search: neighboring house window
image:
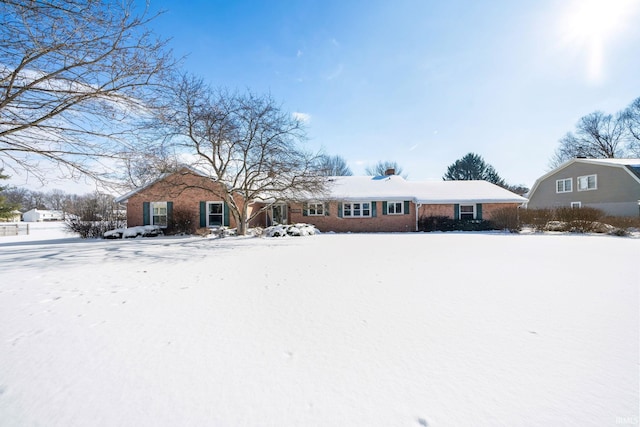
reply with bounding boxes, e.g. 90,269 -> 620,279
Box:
387,201 -> 403,215
308,202 -> 324,216
556,178 -> 572,193
151,202 -> 168,227
207,202 -> 224,227
343,202 -> 371,217
571,202 -> 581,208
459,204 -> 475,220
577,174 -> 597,191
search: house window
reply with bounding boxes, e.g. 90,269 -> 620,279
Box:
571,202 -> 582,208
151,202 -> 168,227
343,202 -> 371,218
577,174 -> 597,191
308,202 -> 324,216
459,204 -> 475,220
556,178 -> 572,193
207,202 -> 223,227
387,202 -> 403,215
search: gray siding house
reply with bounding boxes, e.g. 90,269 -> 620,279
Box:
527,158 -> 640,216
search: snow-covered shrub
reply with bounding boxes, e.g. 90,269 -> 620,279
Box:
67,219 -> 127,238
263,223 -> 320,237
103,225 -> 162,239
251,227 -> 264,237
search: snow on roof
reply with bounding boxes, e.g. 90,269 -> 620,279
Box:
115,171 -> 527,205
322,175 -> 527,204
326,175 -> 414,201
410,180 -> 527,204
574,158 -> 640,167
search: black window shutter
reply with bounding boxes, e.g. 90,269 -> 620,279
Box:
199,201 -> 206,227
143,202 -> 150,225
404,201 -> 410,215
223,202 -> 230,227
167,202 -> 173,226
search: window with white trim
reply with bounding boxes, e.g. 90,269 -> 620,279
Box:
308,202 -> 324,216
571,202 -> 581,208
459,204 -> 475,220
343,202 -> 371,217
151,202 -> 168,227
556,178 -> 572,193
207,202 -> 223,227
387,201 -> 403,215
577,174 -> 597,191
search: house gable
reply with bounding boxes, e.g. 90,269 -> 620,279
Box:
527,158 -> 640,216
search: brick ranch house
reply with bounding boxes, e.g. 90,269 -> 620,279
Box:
116,168 -> 527,233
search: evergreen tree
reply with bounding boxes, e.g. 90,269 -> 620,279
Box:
443,153 -> 506,187
0,170 -> 19,220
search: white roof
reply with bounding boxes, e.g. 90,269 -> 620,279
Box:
570,158 -> 640,166
410,180 -> 528,204
323,175 -> 527,204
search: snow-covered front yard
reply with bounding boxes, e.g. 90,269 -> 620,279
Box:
0,223 -> 638,426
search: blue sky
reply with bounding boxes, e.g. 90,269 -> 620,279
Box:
17,0 -> 640,193
142,0 -> 640,187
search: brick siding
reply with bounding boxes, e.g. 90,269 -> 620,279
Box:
418,203 -> 521,220
289,201 -> 415,232
125,170 -> 263,229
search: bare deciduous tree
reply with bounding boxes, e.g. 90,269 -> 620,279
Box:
365,160 -> 407,178
317,154 -> 352,176
623,97 -> 640,156
550,111 -> 627,167
161,75 -> 327,235
0,0 -> 173,184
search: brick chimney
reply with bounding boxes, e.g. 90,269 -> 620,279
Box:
384,168 -> 395,176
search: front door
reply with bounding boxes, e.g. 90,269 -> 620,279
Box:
271,204 -> 287,225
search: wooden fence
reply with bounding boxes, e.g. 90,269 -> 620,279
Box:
0,223 -> 29,237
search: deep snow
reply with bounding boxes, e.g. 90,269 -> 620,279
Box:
0,223 -> 638,426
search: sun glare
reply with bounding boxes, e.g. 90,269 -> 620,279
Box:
561,0 -> 639,82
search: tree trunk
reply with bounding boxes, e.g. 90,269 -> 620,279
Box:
237,204 -> 249,236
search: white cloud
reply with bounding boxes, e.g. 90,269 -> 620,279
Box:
292,112 -> 311,123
